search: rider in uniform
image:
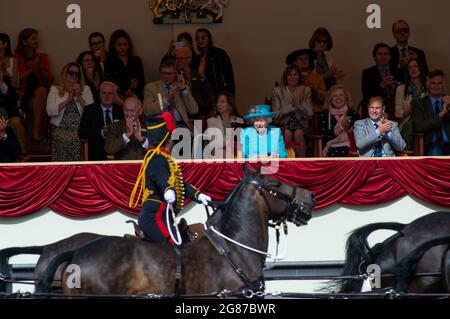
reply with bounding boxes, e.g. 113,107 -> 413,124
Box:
129,112 -> 211,244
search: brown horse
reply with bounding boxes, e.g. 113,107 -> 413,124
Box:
36,165 -> 315,296
0,233 -> 103,293
329,211 -> 450,294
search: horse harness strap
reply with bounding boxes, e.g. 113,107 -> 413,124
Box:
173,245 -> 185,297
244,178 -> 308,226
204,227 -> 254,286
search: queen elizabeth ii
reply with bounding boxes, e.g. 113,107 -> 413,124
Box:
238,104 -> 288,159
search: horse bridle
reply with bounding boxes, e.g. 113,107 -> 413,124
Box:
243,177 -> 312,226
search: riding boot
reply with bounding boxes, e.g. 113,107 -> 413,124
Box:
178,218 -> 192,244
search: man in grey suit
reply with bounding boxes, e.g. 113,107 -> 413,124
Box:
354,96 -> 405,157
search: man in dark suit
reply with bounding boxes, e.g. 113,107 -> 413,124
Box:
105,97 -> 148,160
78,81 -> 123,160
390,20 -> 429,83
412,70 -> 450,156
0,107 -> 21,162
362,43 -> 401,118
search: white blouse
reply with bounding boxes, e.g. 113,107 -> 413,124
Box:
46,85 -> 94,126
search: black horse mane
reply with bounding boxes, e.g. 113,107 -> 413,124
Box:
207,175 -> 260,235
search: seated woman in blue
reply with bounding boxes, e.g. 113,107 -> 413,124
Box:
238,105 -> 288,159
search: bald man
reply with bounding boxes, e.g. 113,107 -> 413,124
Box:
105,97 -> 148,160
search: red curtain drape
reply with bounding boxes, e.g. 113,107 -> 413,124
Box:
0,159 -> 449,218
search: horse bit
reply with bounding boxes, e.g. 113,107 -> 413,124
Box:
244,177 -> 312,226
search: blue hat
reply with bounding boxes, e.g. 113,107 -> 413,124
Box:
243,105 -> 276,120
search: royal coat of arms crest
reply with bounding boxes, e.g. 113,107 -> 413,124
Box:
148,0 -> 228,24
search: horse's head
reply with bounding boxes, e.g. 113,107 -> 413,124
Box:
243,165 -> 315,226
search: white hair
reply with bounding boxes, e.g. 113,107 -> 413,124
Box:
251,117 -> 272,124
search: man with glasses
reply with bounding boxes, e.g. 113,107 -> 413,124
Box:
175,46 -> 214,117
390,20 -> 429,83
143,60 -> 198,132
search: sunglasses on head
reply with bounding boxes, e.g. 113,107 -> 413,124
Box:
67,70 -> 80,77
394,28 -> 409,33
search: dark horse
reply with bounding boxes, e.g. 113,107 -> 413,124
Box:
329,211 -> 450,294
36,165 -> 315,296
0,233 -> 103,293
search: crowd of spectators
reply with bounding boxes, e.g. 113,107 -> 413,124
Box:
1,19 -> 449,162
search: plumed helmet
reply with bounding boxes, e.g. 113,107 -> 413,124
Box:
145,112 -> 177,146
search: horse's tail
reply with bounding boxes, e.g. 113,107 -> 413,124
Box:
35,250 -> 75,294
323,222 -> 406,293
394,236 -> 450,292
0,246 -> 43,293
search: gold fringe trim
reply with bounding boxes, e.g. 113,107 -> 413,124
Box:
128,132 -> 170,208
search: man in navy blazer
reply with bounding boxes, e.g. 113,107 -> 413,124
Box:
354,96 -> 405,157
390,20 -> 429,83
78,81 -> 124,161
362,43 -> 402,113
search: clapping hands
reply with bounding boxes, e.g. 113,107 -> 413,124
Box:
125,115 -> 144,143
330,65 -> 345,79
0,116 -> 9,134
377,117 -> 392,134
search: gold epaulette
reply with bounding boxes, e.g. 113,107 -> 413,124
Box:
159,152 -> 185,212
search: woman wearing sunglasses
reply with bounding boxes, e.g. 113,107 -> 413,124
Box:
308,27 -> 345,91
46,62 -> 93,161
195,28 -> 235,97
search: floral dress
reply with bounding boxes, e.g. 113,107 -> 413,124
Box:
51,101 -> 81,161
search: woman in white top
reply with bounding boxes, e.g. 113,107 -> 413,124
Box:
46,62 -> 93,161
205,91 -> 243,159
272,64 -> 313,157
395,58 -> 427,151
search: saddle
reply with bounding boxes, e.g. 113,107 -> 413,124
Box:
124,220 -> 206,243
